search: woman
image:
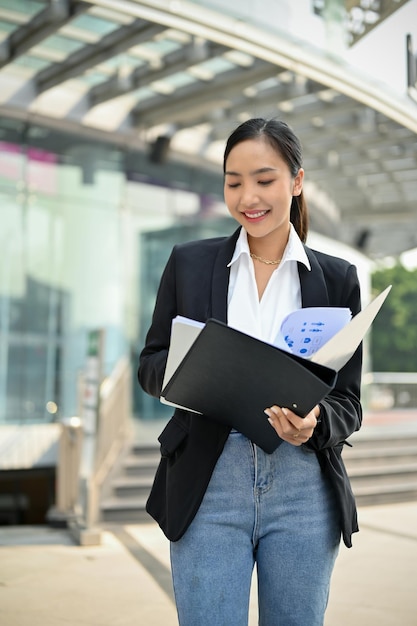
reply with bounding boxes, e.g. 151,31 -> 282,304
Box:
139,118 -> 363,626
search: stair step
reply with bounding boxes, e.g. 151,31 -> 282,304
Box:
131,444 -> 160,456
344,443 -> 417,458
344,444 -> 417,472
352,481 -> 417,506
347,462 -> 417,479
101,496 -> 151,523
350,475 -> 417,491
113,476 -> 153,498
345,455 -> 417,470
123,459 -> 159,478
348,433 -> 417,445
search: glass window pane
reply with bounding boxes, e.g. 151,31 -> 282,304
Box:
39,34 -> 86,55
12,54 -> 52,71
0,0 -> 46,18
70,13 -> 122,37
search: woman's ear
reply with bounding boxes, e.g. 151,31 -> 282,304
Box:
292,168 -> 304,196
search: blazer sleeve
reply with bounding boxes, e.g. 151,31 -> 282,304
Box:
138,247 -> 178,399
306,263 -> 363,452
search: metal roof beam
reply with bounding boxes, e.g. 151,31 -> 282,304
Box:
175,88 -> 308,139
36,20 -> 166,93
89,40 -> 227,107
133,60 -> 280,127
0,0 -> 90,68
158,80 -> 327,146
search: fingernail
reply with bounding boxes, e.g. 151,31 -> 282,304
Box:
281,407 -> 288,416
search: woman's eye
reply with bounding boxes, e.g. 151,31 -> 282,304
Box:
258,180 -> 273,186
227,183 -> 240,188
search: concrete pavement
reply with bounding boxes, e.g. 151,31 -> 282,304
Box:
0,500 -> 416,626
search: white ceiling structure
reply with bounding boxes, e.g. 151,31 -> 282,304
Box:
0,0 -> 416,258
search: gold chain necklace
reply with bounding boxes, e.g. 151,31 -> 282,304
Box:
250,252 -> 282,266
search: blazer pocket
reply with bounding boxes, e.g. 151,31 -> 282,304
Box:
158,416 -> 188,458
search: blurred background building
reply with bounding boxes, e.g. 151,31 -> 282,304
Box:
0,0 -> 416,527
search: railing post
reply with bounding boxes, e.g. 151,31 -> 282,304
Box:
47,416 -> 83,528
50,353 -> 132,545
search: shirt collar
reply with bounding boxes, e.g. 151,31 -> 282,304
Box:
227,225 -> 311,270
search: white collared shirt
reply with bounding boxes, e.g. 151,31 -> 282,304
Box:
227,225 -> 311,350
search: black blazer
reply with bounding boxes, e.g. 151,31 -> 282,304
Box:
138,228 -> 363,548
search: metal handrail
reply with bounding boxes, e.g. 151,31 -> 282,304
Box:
52,355 -> 133,543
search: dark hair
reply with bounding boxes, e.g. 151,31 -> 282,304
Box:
223,118 -> 308,242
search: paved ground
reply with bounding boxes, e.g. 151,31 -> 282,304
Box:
1,411 -> 417,625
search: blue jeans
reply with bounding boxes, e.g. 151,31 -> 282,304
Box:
170,431 -> 340,626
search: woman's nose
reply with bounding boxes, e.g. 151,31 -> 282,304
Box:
240,184 -> 259,206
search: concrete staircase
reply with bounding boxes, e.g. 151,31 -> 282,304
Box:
100,444 -> 159,523
100,432 -> 417,523
343,432 -> 417,505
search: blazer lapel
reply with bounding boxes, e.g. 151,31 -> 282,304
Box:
210,228 -> 241,323
299,246 -> 330,307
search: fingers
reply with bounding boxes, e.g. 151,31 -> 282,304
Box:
264,405 -> 317,446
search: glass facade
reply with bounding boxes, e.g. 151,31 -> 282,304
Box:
0,116 -> 234,425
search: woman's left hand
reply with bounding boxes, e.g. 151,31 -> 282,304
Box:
264,405 -> 319,446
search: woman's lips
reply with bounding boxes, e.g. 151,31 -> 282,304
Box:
243,210 -> 269,221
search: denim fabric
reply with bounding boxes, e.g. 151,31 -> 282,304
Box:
170,430 -> 340,626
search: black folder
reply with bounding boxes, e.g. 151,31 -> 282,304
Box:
161,319 -> 338,454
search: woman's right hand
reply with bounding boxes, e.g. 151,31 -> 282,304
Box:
264,404 -> 319,446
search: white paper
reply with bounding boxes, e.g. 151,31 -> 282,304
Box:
160,316 -> 204,410
280,307 -> 352,358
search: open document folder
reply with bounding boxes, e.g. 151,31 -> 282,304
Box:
160,286 -> 391,453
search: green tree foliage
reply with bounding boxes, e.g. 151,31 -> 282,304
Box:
371,263 -> 417,372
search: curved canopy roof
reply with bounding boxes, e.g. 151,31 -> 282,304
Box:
0,0 -> 416,258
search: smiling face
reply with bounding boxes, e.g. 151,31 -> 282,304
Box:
224,136 -> 304,251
